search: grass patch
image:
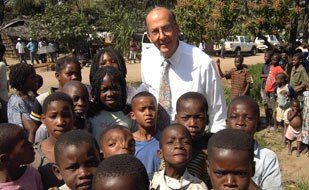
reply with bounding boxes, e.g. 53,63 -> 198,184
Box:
223,86 -> 231,106
247,63 -> 263,103
283,179 -> 309,190
255,129 -> 283,152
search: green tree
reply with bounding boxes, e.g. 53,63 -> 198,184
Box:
29,3 -> 93,52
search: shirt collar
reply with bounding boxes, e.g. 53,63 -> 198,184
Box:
161,40 -> 182,67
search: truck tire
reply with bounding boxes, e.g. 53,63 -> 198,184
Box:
251,46 -> 257,56
235,48 -> 241,57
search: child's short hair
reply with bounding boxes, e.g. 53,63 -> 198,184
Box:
0,123 -> 22,154
54,130 -> 99,165
42,92 -> 74,114
131,91 -> 157,107
93,154 -> 149,189
293,53 -> 303,60
235,55 -> 244,63
99,125 -> 130,144
90,48 -> 127,82
291,98 -> 299,106
276,72 -> 287,79
9,63 -> 35,91
159,123 -> 190,148
176,92 -> 208,113
91,66 -> 127,108
208,128 -> 254,162
55,56 -> 81,73
265,49 -> 275,56
36,74 -> 43,90
228,96 -> 260,118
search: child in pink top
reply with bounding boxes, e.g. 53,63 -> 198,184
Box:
0,123 -> 43,190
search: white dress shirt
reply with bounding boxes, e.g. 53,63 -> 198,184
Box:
139,41 -> 227,132
253,141 -> 282,190
16,42 -> 25,54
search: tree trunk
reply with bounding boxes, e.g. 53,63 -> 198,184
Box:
289,0 -> 300,54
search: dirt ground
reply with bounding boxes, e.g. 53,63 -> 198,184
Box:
5,52 -> 308,184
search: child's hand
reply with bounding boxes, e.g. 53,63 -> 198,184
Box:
216,59 -> 220,66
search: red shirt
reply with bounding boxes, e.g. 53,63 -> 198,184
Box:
265,65 -> 286,92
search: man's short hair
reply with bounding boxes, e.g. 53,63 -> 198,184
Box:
93,154 -> 149,189
0,123 -> 23,155
208,128 -> 254,162
176,92 -> 208,113
54,130 -> 99,165
145,7 -> 177,31
42,92 -> 74,114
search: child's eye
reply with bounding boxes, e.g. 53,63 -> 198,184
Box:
215,171 -> 226,177
167,141 -> 173,144
108,143 -> 116,147
181,116 -> 189,121
67,164 -> 79,171
85,159 -> 99,167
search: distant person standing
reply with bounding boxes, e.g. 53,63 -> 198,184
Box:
129,37 -> 137,64
26,38 -> 40,65
16,38 -> 27,64
38,38 -> 47,63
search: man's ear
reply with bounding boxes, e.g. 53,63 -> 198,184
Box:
52,164 -> 63,181
129,112 -> 136,120
0,153 -> 8,164
146,32 -> 153,43
55,72 -> 60,81
157,149 -> 163,159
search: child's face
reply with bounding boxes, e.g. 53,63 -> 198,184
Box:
54,142 -> 100,190
99,75 -> 121,111
275,75 -> 285,86
99,53 -> 119,70
9,129 -> 35,165
175,99 -> 208,141
100,128 -> 135,158
207,148 -> 253,190
234,58 -> 243,69
42,100 -> 74,139
130,96 -> 157,129
292,56 -> 301,66
158,126 -> 192,168
291,102 -> 300,113
63,85 -> 89,118
226,101 -> 258,138
56,63 -> 82,87
271,54 -> 280,65
95,175 -> 145,190
264,53 -> 272,63
24,70 -> 38,92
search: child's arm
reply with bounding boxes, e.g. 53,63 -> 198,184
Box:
287,110 -> 298,122
242,82 -> 250,96
249,179 -> 262,190
21,114 -> 36,143
215,59 -> 227,78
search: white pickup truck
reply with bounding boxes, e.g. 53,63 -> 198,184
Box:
214,36 -> 257,56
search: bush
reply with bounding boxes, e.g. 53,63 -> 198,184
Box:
247,63 -> 264,103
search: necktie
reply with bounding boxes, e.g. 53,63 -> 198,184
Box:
157,59 -> 171,130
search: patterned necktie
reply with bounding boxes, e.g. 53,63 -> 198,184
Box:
157,59 -> 171,130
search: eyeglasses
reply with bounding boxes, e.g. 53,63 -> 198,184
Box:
149,24 -> 175,37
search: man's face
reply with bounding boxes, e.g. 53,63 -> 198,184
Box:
146,8 -> 180,58
208,148 -> 253,190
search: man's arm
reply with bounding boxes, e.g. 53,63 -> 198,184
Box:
205,59 -> 227,132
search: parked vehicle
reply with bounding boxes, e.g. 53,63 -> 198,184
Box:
254,35 -> 281,51
213,36 -> 257,56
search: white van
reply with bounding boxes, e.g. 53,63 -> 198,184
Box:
255,35 -> 281,51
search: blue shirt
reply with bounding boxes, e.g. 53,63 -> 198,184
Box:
26,42 -> 37,53
135,131 -> 161,179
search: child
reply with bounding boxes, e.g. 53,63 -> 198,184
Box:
7,63 -> 38,143
151,124 -> 207,189
286,99 -> 302,157
90,48 -> 136,104
129,91 -> 161,179
274,73 -> 295,141
31,92 -> 75,189
226,96 -> 282,189
31,56 -> 82,143
302,83 -> 309,156
62,80 -> 91,131
53,130 -> 101,190
92,154 -> 149,190
207,129 -> 255,190
99,125 -> 135,158
265,53 -> 287,129
216,55 -> 251,100
260,50 -> 274,130
174,92 -> 212,188
90,66 -> 137,142
0,123 -> 43,189
289,53 -> 308,103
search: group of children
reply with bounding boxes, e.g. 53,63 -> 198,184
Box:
0,47 -> 284,190
261,50 -> 309,157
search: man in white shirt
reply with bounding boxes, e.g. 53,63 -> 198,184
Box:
15,38 -> 27,64
139,7 -> 226,132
